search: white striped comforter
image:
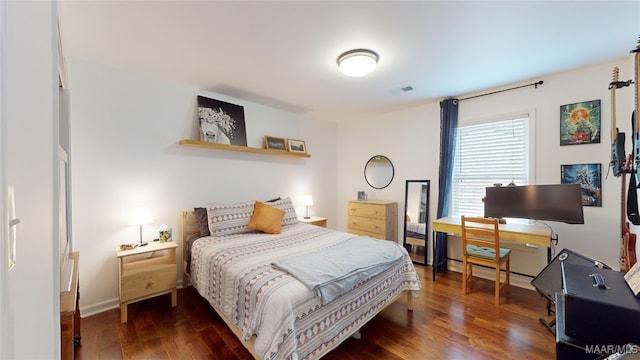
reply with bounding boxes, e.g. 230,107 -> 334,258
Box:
190,223 -> 421,360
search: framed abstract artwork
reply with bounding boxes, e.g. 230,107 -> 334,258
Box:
561,163 -> 602,206
560,99 -> 601,146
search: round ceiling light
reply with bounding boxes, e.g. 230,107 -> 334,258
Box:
336,49 -> 379,77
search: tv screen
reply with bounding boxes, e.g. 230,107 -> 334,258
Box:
484,184 -> 584,224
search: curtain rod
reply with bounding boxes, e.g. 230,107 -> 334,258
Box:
459,80 -> 544,101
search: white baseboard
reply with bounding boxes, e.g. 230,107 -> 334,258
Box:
446,260 -> 536,291
80,279 -> 188,318
80,298 -> 119,318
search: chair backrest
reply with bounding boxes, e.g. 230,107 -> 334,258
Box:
461,216 -> 501,260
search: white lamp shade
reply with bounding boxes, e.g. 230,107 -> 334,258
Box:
128,208 -> 153,226
337,49 -> 379,77
301,195 -> 314,206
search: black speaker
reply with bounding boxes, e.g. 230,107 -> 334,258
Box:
555,294 -> 603,360
561,262 -> 640,345
531,248 -> 610,303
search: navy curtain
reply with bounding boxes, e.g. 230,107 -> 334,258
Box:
434,98 -> 458,273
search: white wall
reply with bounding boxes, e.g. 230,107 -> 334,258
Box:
68,28 -> 636,314
338,56 -> 636,282
3,1 -> 59,358
68,59 -> 338,315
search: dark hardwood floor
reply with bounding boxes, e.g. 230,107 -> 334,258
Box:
76,265 -> 556,359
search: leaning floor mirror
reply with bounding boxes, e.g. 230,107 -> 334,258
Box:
403,180 -> 430,264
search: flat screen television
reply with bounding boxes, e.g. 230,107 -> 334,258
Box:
484,184 -> 584,224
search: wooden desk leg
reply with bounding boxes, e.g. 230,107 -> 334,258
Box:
432,230 -> 436,281
171,288 -> 177,307
120,302 -> 127,323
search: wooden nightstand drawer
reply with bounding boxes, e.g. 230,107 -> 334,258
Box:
299,216 -> 327,227
120,263 -> 176,302
117,241 -> 178,323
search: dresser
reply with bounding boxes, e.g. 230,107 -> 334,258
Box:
347,200 -> 397,241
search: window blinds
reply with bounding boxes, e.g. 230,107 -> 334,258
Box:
451,116 -> 530,218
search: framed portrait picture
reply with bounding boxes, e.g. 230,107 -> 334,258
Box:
560,99 -> 601,146
287,139 -> 307,154
561,163 -> 602,206
197,96 -> 248,146
264,136 -> 287,151
357,191 -> 367,201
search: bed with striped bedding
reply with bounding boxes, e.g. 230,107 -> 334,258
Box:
188,221 -> 421,360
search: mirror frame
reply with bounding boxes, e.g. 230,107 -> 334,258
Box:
364,155 -> 394,189
402,179 -> 430,265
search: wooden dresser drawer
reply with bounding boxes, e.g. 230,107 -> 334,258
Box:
347,200 -> 398,242
347,215 -> 386,235
348,202 -> 388,219
120,263 -> 177,302
347,227 -> 388,240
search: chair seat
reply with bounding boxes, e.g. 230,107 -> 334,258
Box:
466,244 -> 511,261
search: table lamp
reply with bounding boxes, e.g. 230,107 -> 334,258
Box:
301,195 -> 313,219
128,208 -> 153,245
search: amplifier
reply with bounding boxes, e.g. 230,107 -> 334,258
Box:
532,248 -> 608,303
561,262 -> 640,345
555,294 -> 603,360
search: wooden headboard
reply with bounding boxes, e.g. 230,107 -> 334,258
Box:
181,210 -> 200,285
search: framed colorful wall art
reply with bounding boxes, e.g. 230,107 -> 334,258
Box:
561,163 -> 602,207
560,99 -> 601,146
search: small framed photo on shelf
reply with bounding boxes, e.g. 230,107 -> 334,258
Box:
357,191 -> 367,201
287,139 -> 307,154
264,136 -> 287,151
561,163 -> 602,207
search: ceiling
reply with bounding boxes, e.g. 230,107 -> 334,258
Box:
58,1 -> 640,123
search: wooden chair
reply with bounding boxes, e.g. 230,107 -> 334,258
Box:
461,216 -> 511,305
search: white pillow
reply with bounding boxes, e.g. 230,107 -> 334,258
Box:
206,200 -> 256,236
267,197 -> 299,227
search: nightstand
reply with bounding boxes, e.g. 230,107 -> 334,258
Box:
116,241 -> 178,323
299,216 -> 327,227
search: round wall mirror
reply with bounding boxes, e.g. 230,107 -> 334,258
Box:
364,155 -> 394,189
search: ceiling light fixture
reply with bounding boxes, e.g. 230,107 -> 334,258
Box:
337,49 -> 379,77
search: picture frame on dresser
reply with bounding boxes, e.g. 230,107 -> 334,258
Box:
264,136 -> 287,151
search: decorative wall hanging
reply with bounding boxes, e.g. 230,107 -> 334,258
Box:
561,163 -> 602,206
197,96 -> 247,146
560,99 -> 601,146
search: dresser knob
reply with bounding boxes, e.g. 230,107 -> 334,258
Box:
146,281 -> 154,288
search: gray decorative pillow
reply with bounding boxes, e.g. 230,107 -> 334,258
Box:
268,197 -> 299,227
206,200 -> 256,236
193,207 -> 210,237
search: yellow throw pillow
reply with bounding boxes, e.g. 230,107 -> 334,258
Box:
247,201 -> 286,234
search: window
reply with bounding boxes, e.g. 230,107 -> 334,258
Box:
450,114 -> 531,218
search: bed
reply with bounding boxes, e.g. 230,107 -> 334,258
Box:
181,198 -> 421,360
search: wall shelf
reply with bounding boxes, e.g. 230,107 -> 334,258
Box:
178,139 -> 311,158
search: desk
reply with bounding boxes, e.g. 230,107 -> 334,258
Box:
60,252 -> 80,360
432,217 -> 552,280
